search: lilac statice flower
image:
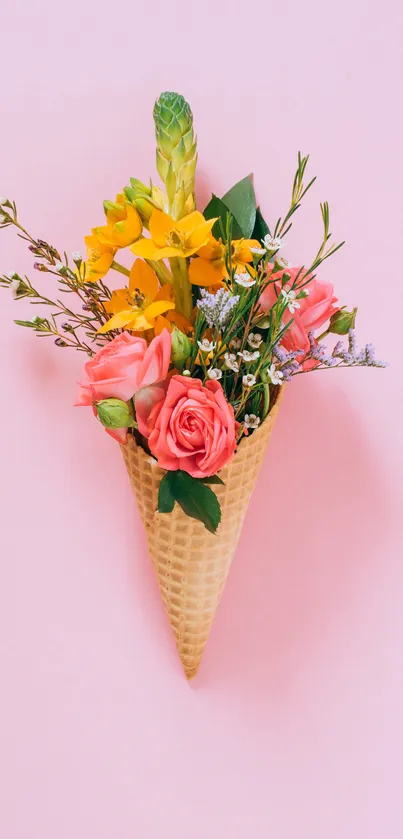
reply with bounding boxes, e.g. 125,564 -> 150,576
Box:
273,328 -> 387,379
196,288 -> 240,328
272,343 -> 303,380
281,360 -> 302,381
307,332 -> 339,366
310,329 -> 387,370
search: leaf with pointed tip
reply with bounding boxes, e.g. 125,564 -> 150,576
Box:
221,174 -> 256,238
252,206 -> 270,242
203,194 -> 243,240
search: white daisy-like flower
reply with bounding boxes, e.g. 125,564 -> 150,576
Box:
250,246 -> 266,256
10,279 -> 20,298
182,369 -> 191,376
72,251 -> 82,262
281,286 -> 300,314
242,373 -> 256,388
0,197 -> 8,205
244,413 -> 261,430
207,367 -> 222,381
224,352 -> 239,372
197,338 -> 216,353
267,363 -> 284,386
238,350 -> 260,362
55,261 -> 65,272
234,273 -> 256,288
229,336 -> 242,350
262,233 -> 283,251
247,332 -> 263,349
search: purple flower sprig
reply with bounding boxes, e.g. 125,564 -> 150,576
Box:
272,344 -> 303,380
304,329 -> 387,373
196,288 -> 240,329
272,329 -> 387,379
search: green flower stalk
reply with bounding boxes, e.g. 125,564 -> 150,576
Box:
153,91 -> 197,220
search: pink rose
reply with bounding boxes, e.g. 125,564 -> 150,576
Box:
75,330 -> 171,442
139,375 -> 237,478
259,267 -> 338,357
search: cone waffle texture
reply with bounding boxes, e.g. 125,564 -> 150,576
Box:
121,389 -> 284,679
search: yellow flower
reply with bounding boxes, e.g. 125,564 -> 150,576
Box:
94,200 -> 142,249
189,236 -> 261,287
154,310 -> 193,336
82,230 -> 116,283
130,209 -> 217,261
98,259 -> 175,333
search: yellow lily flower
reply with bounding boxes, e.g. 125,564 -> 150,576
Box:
82,230 -> 116,283
189,236 -> 261,287
94,201 -> 142,249
154,309 -> 193,336
98,259 -> 175,334
130,209 -> 217,261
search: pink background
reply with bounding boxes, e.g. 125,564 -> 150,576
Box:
1,1 -> 402,837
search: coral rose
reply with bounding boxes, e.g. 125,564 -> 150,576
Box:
259,267 -> 338,357
75,330 -> 171,442
140,375 -> 237,478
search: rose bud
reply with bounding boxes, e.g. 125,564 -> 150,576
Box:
171,326 -> 192,371
96,398 -> 135,429
328,306 -> 357,335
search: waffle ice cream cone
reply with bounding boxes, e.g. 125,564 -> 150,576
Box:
121,389 -> 284,679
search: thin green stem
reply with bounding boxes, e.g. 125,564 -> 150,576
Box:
111,260 -> 130,277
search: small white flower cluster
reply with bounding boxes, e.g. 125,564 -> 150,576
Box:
234,273 -> 255,288
242,373 -> 256,388
267,363 -> 284,386
281,285 -> 300,314
244,414 -> 260,429
276,256 -> 292,270
247,332 -> 262,349
207,367 -> 222,381
238,349 -> 260,362
224,352 -> 239,372
262,233 -> 282,251
198,338 -> 216,353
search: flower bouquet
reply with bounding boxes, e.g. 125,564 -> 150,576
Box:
0,92 -> 386,678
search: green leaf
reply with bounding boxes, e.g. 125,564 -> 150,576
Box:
201,475 -> 225,485
252,206 -> 270,242
170,470 -> 221,533
203,194 -> 243,240
158,473 -> 175,514
221,174 -> 256,239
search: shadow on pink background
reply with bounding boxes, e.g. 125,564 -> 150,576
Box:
1,1 -> 403,837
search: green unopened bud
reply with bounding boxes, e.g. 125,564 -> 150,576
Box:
153,91 -> 197,219
124,182 -> 165,226
328,306 -> 357,335
130,177 -> 152,196
171,327 -> 192,372
96,398 -> 135,429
